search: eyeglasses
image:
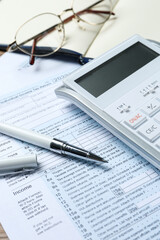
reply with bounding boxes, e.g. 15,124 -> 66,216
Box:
7,0 -> 115,65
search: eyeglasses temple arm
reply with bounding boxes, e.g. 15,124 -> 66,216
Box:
63,10 -> 114,25
29,38 -> 37,65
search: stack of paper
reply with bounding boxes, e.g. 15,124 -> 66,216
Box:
0,53 -> 160,240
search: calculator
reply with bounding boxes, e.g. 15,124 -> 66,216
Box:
55,35 -> 160,169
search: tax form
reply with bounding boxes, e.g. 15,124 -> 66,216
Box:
0,53 -> 160,240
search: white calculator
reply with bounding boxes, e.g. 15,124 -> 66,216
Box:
55,35 -> 160,169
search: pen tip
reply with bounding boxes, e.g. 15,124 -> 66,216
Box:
88,152 -> 108,163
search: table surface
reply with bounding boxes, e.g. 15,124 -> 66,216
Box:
0,225 -> 8,240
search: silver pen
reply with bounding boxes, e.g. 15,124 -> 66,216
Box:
0,123 -> 107,163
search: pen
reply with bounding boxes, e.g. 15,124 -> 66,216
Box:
0,154 -> 38,176
0,123 -> 107,163
0,44 -> 93,65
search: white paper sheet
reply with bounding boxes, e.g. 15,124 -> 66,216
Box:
0,53 -> 160,240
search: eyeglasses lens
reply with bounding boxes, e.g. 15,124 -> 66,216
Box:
15,13 -> 64,56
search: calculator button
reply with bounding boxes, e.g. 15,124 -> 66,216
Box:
141,99 -> 160,117
138,120 -> 160,142
124,111 -> 147,129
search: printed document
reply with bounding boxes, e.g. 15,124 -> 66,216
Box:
0,53 -> 160,240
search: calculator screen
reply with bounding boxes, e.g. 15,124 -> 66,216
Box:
76,42 -> 159,97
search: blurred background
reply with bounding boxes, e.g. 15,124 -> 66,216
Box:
0,0 -> 160,58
